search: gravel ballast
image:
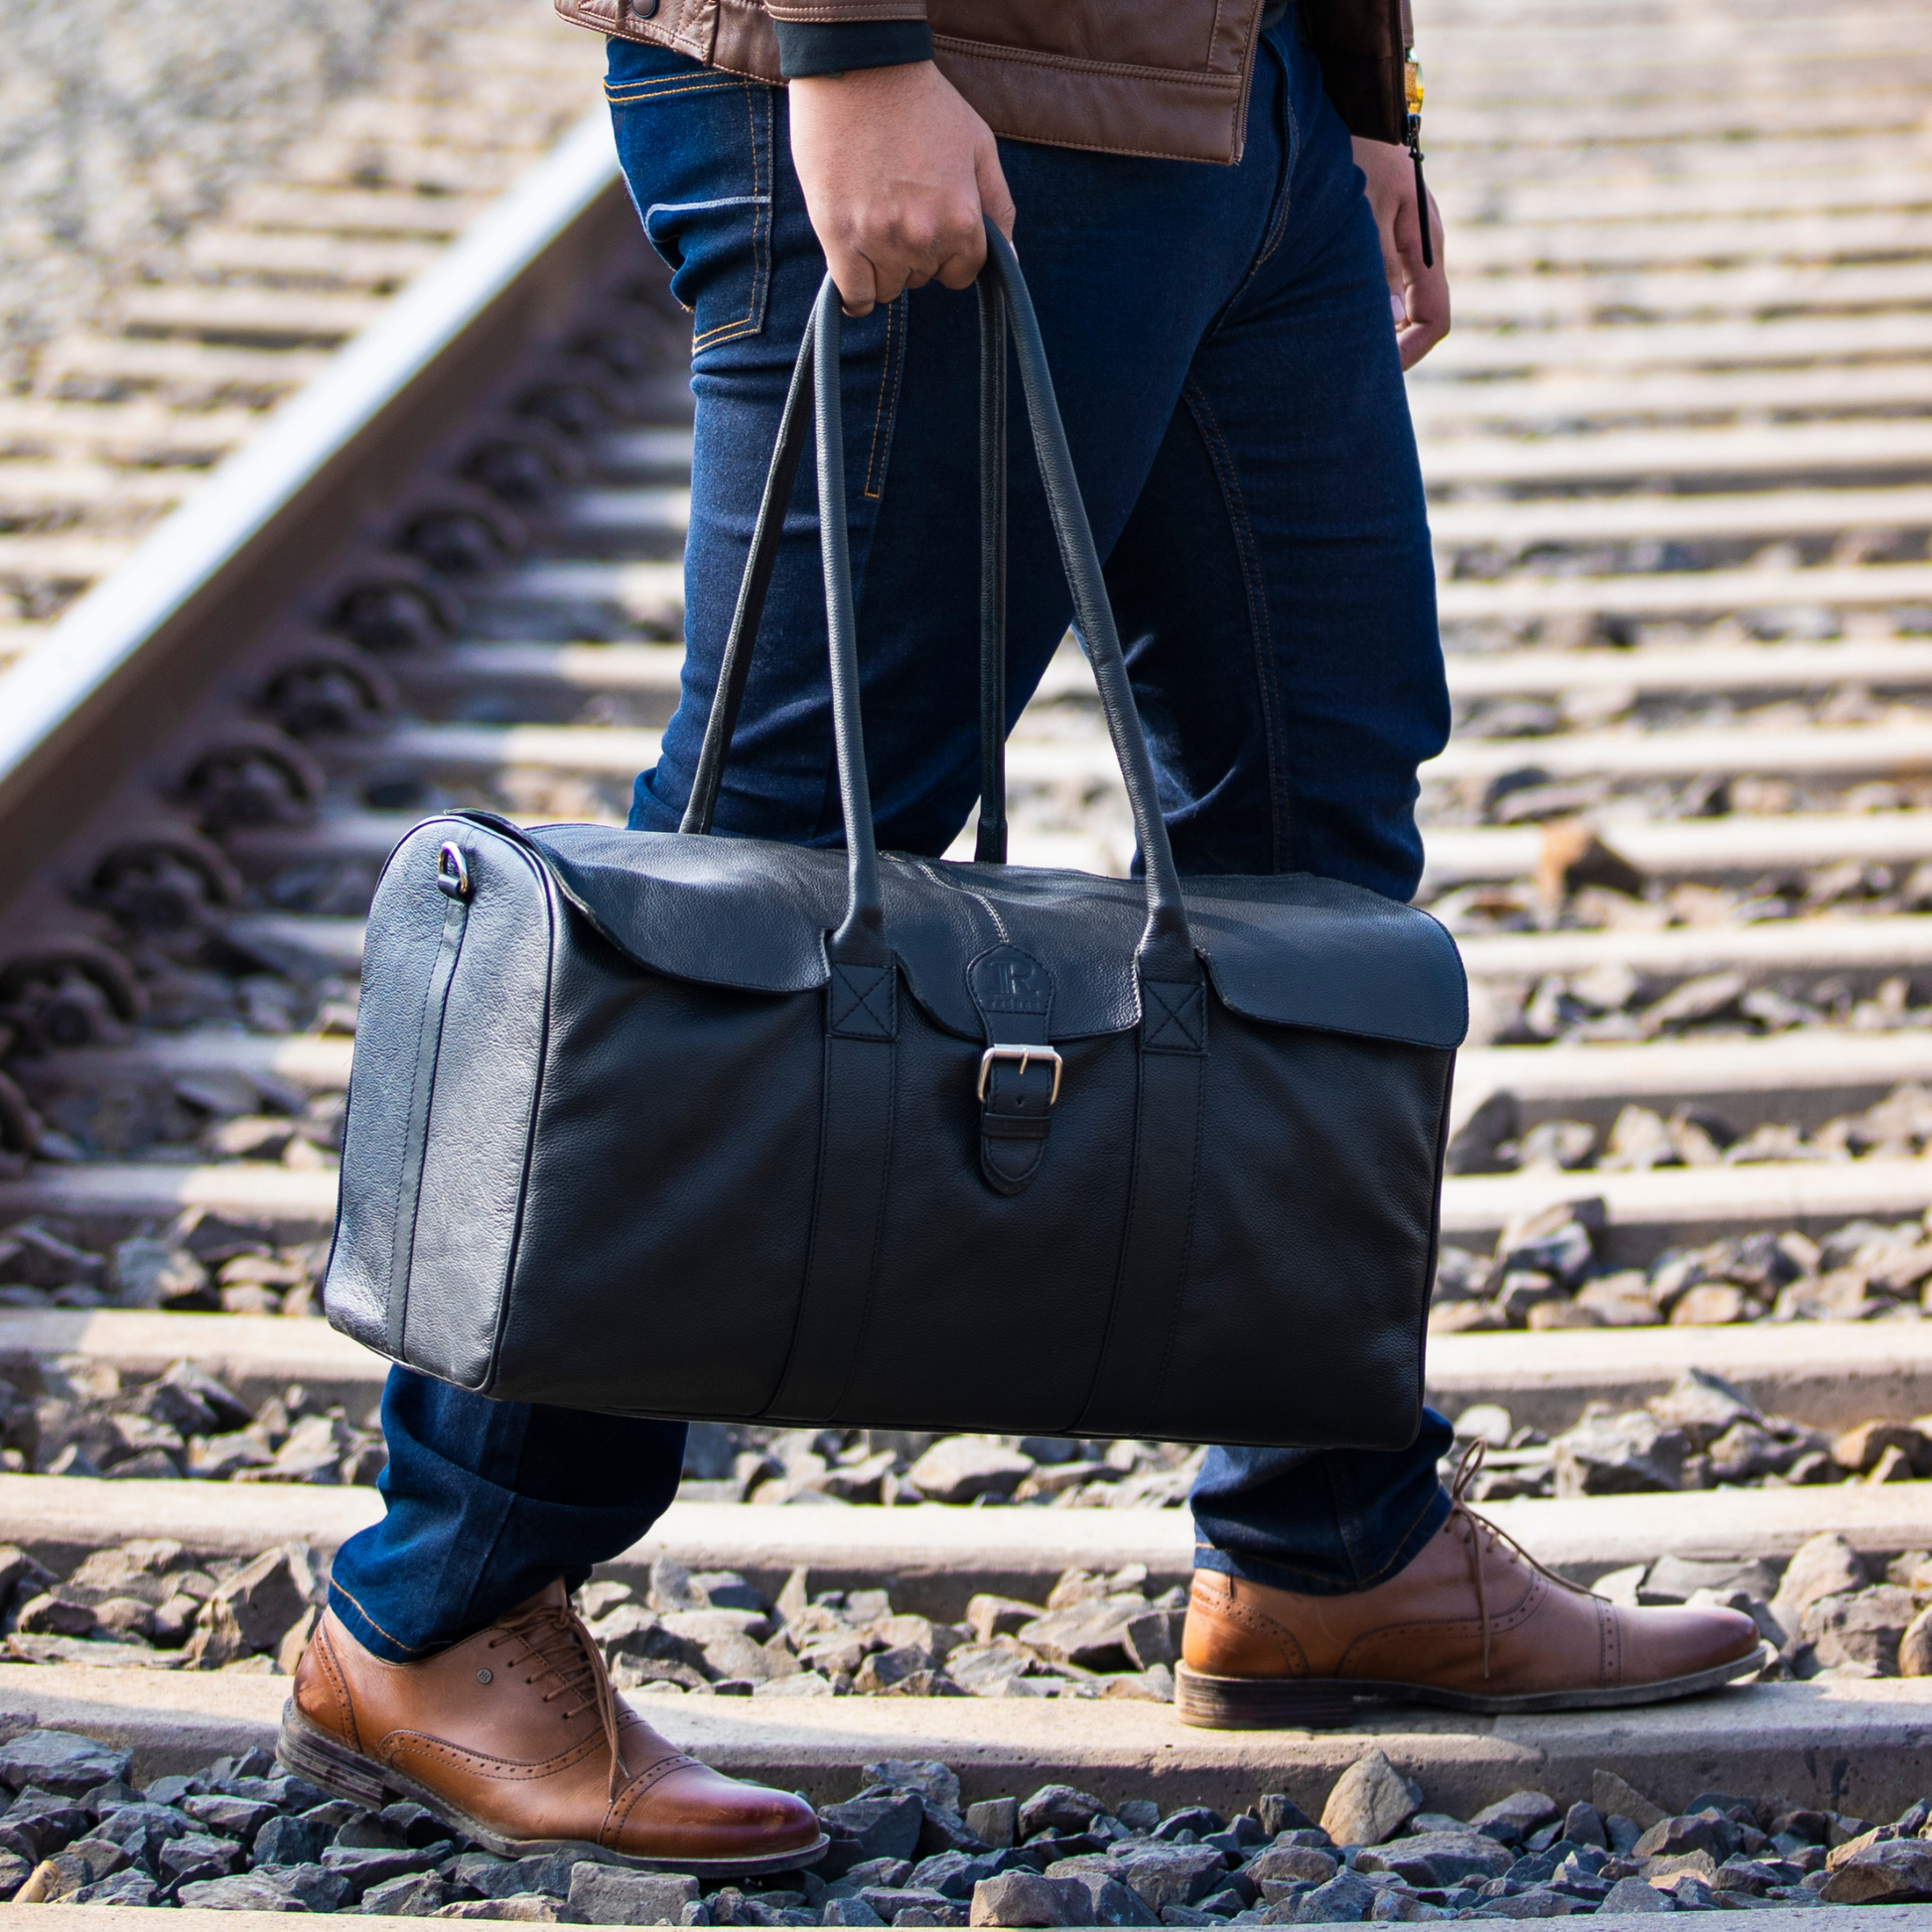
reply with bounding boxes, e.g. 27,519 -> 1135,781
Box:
0,1729 -> 1917,1918
0,0 -> 450,387
0,1524 -> 1919,1698
1430,1197 -> 1932,1333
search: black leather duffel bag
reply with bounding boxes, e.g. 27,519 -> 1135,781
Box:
324,233 -> 1466,1449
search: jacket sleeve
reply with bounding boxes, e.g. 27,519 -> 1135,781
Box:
763,3 -> 933,78
1298,0 -> 1410,146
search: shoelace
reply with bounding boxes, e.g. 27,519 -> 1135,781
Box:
1448,1439 -> 1592,1681
485,1596 -> 630,1800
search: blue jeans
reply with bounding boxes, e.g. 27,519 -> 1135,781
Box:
329,15 -> 1454,1664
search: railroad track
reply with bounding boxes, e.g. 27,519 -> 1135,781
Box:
0,0 -> 1928,1856
0,1 -> 608,674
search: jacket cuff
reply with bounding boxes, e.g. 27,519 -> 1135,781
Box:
771,20 -> 934,77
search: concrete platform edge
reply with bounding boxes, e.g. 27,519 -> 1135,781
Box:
8,1666 -> 1932,1822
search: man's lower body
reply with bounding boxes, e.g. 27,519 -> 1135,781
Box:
290,14 -> 1763,1864
335,14 -> 1457,1657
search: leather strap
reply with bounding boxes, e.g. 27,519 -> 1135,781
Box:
387,856 -> 472,1359
759,282 -> 901,1421
690,241 -> 1202,985
974,278 -> 1009,865
1074,974 -> 1207,1436
810,279 -> 891,968
680,311 -> 816,836
980,227 -> 1196,983
968,944 -> 1054,1195
765,957 -> 897,1422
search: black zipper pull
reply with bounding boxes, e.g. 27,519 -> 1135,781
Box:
1405,56 -> 1433,270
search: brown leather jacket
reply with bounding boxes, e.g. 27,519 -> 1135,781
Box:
556,0 -> 1413,165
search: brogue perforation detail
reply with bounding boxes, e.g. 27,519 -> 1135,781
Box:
604,1752 -> 706,1847
278,1584 -> 824,1872
384,1727 -> 606,1785
312,1624 -> 363,1755
1188,1579 -> 1310,1677
1335,1574 -> 1548,1681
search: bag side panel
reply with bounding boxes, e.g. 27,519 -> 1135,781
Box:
400,834 -> 555,1390
1158,1015 -> 1453,1449
487,916 -> 823,1415
323,822 -> 482,1357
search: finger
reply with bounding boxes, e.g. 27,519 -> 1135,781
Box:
1398,321 -> 1448,368
880,233 -> 947,299
1380,240 -> 1406,330
935,141 -> 1008,289
1373,196 -> 1405,304
1401,191 -> 1446,280
1395,268 -> 1450,367
1390,195 -> 1447,360
860,261 -> 908,313
1395,264 -> 1449,344
977,140 -> 1018,243
824,240 -> 880,319
873,207 -> 964,297
934,212 -> 990,290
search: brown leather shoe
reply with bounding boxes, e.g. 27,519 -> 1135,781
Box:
1176,1494 -> 1769,1729
279,1581 -> 826,1874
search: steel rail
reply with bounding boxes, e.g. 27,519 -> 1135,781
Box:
0,111 -> 626,918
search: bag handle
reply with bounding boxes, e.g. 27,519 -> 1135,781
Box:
679,304 -> 816,842
974,274 -> 1008,865
684,226 -> 1198,984
681,281 -> 1005,853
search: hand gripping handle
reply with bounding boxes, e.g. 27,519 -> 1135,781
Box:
687,230 -> 1200,986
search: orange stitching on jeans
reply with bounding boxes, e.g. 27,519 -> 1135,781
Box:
689,82 -> 772,351
329,1576 -> 428,1658
605,76 -> 745,101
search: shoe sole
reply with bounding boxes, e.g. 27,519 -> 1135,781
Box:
1173,1640 -> 1775,1729
277,1701 -> 830,1877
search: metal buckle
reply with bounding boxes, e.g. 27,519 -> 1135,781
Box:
436,841 -> 472,900
977,1043 -> 1063,1106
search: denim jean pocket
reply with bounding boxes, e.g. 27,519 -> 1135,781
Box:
606,42 -> 773,354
